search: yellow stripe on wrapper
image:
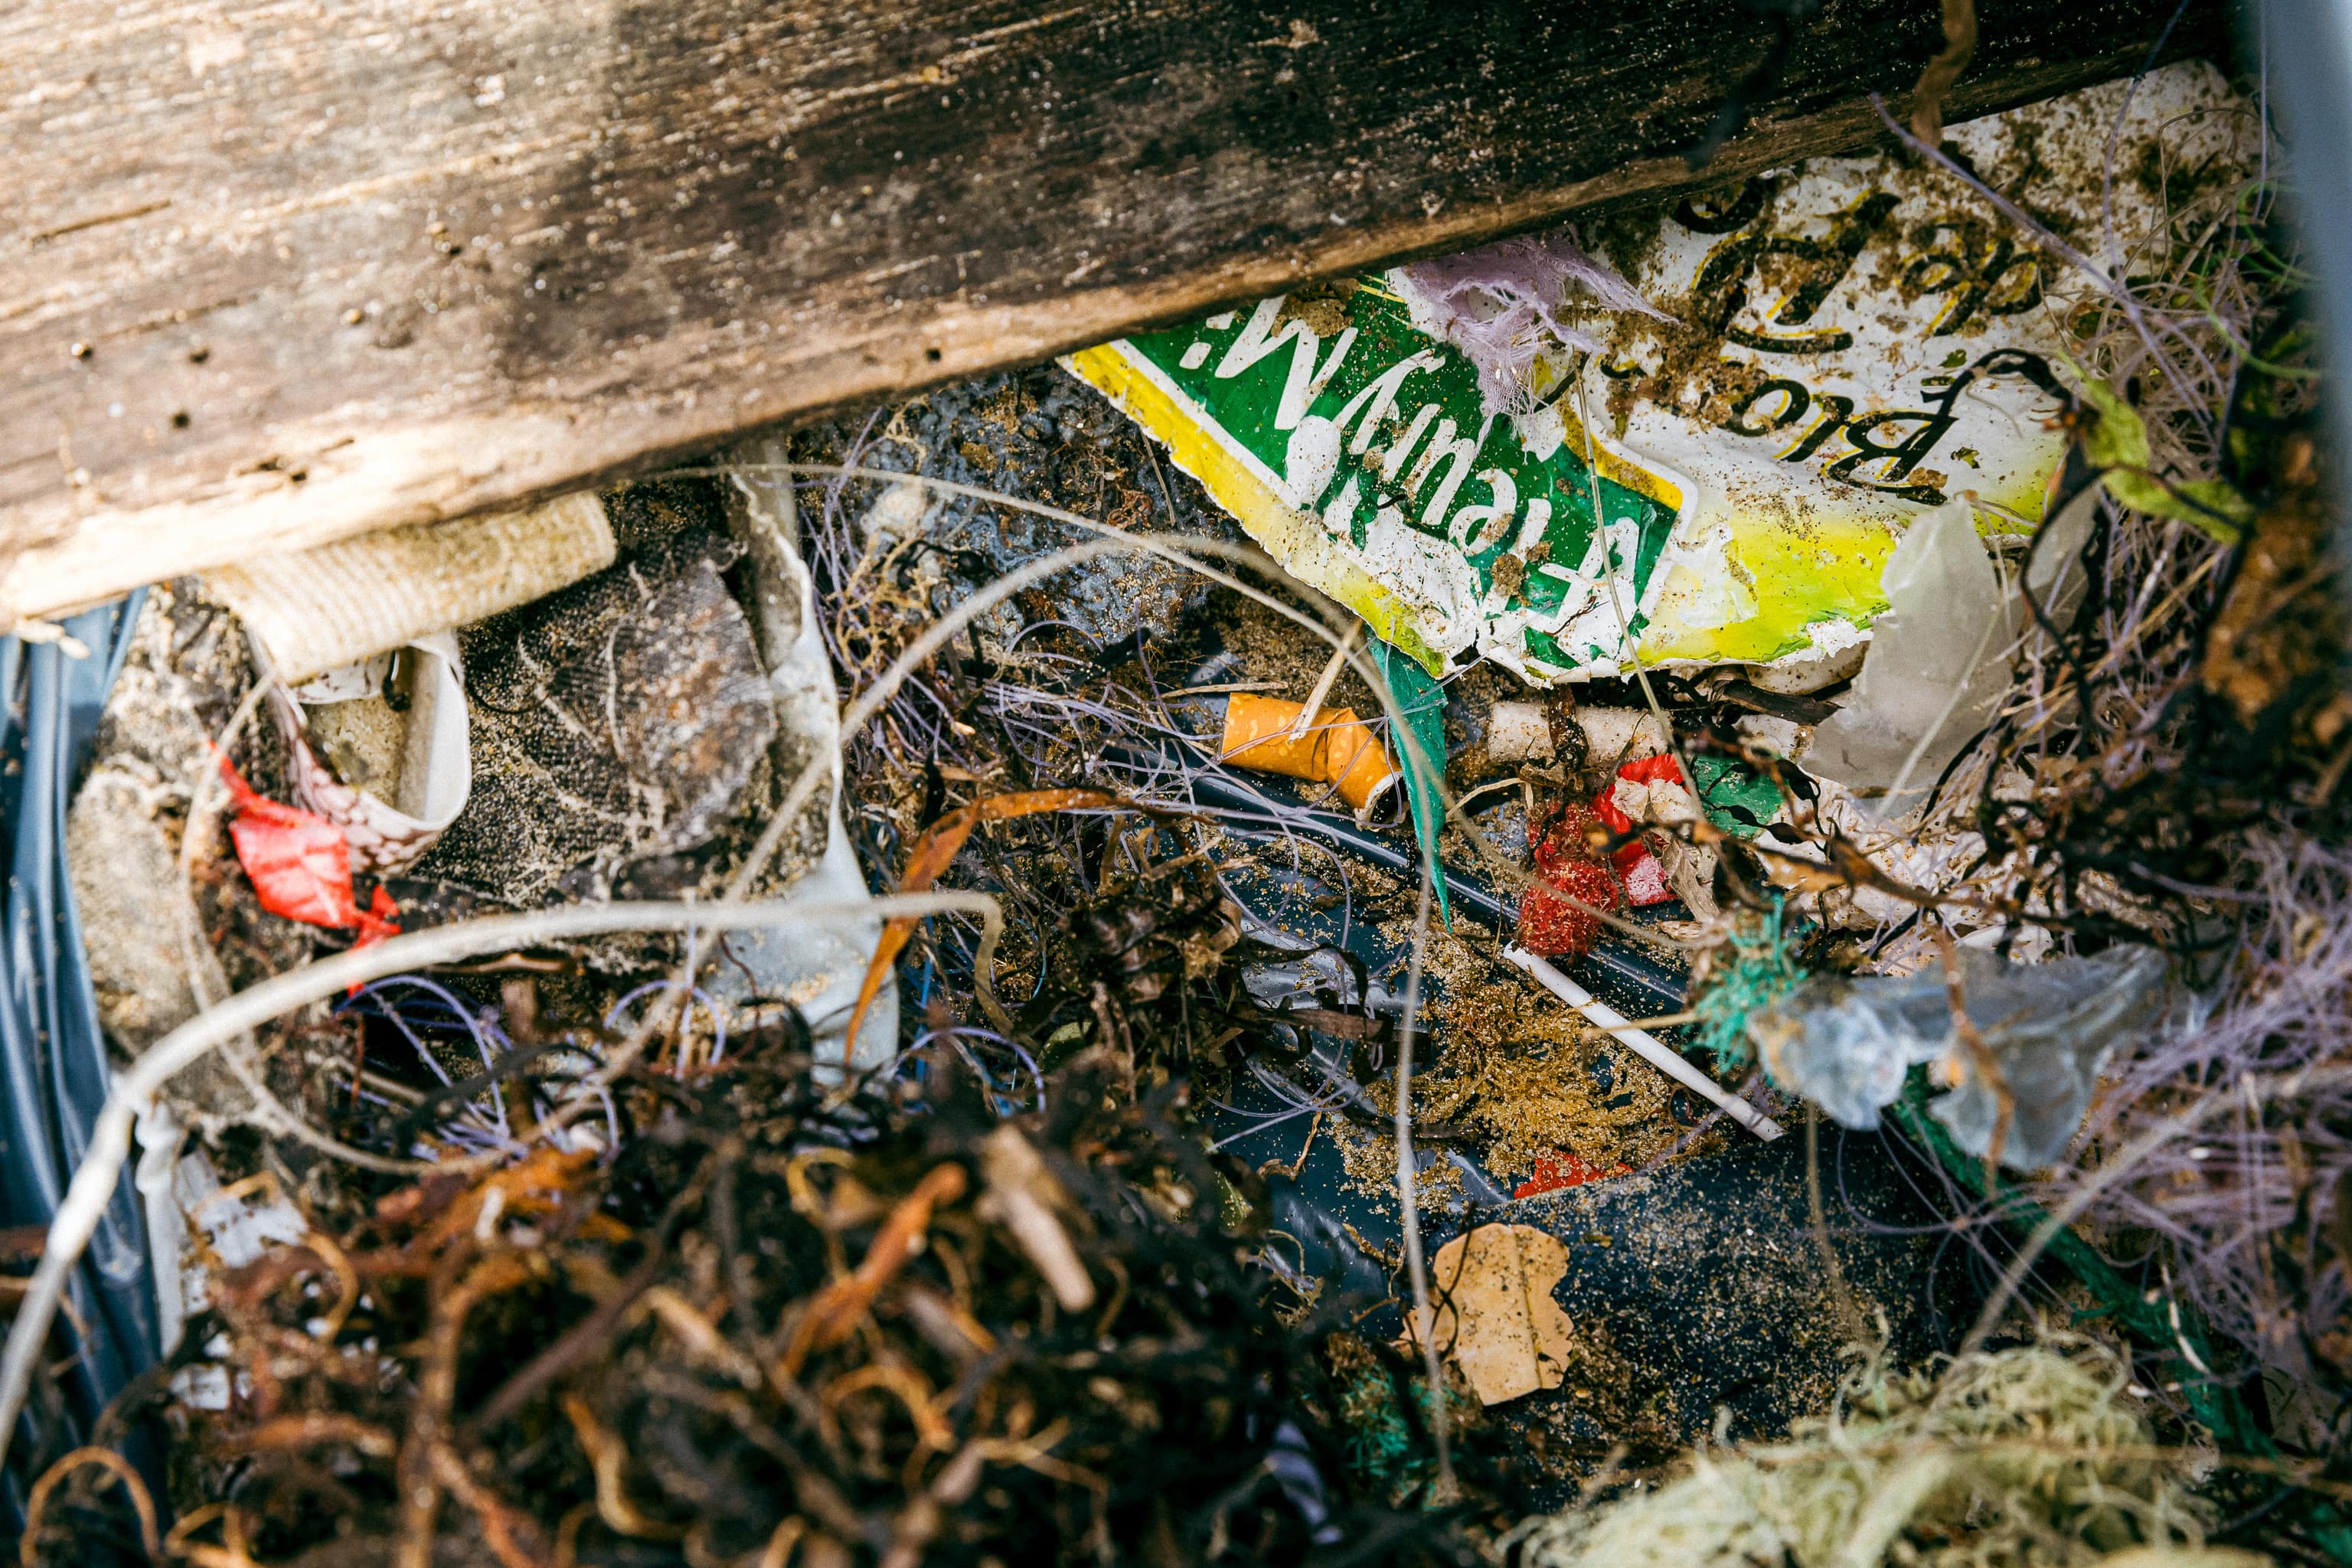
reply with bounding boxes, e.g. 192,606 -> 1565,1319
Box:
1062,342 -> 1452,679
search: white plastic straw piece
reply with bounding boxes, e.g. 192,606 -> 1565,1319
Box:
1502,945 -> 1785,1142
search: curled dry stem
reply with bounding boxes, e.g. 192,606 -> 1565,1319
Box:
782,1162 -> 970,1378
0,893 -> 1001,1467
18,1445 -> 161,1566
398,1250 -> 537,1568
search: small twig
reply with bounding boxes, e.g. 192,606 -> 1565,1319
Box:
1908,0 -> 1977,145
1285,621 -> 1359,743
1507,946 -> 1785,1140
562,1391 -> 682,1540
976,1127 -> 1096,1313
1927,923 -> 2014,1180
430,1444 -> 553,1568
781,1163 -> 969,1377
470,1169 -> 707,1430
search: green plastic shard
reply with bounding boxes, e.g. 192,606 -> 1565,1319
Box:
1687,755 -> 1782,840
1374,639 -> 1452,926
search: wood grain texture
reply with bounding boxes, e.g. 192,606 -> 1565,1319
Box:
3,0 -> 2215,625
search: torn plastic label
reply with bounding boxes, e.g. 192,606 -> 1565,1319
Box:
1065,284 -> 1684,683
1567,62 -> 2252,668
1067,62 -> 2255,683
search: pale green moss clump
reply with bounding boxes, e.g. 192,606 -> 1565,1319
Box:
1507,1337 -> 2265,1568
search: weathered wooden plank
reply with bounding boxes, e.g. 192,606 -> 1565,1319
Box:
3,0 -> 2214,626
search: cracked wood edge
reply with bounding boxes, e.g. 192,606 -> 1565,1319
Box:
1,0 -> 2214,626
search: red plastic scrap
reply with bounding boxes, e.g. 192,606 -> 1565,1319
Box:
351,885 -> 401,948
1517,804 -> 1622,958
1512,1151 -> 1627,1199
1589,753 -> 1682,908
1616,848 -> 1671,906
213,751 -> 401,952
1589,753 -> 1685,835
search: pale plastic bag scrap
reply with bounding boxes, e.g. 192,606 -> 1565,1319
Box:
1804,488 -> 2098,818
1802,498 -> 2009,812
718,444 -> 898,1073
1744,944 -> 2170,1171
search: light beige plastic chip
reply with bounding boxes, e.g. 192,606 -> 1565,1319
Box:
1406,1222 -> 1576,1406
204,492 -> 616,681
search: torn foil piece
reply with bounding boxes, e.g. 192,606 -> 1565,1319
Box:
1744,944 -> 2170,1171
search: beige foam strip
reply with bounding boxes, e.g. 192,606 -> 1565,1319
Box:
202,492 -> 616,681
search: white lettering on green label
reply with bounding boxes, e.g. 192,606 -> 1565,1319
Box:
1071,283 -> 1682,681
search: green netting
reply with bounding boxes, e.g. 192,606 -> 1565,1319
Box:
1690,897 -> 1808,1067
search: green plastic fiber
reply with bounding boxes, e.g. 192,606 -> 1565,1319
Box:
1375,639 -> 1452,926
1690,897 -> 1807,1067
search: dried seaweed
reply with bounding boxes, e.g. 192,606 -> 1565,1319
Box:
28,1014 -> 1503,1567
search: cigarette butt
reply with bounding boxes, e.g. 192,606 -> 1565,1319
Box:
1221,692 -> 1399,814
1324,722 -> 1394,813
1575,706 -> 1671,763
1488,701 -> 1557,763
1224,691 -> 1332,781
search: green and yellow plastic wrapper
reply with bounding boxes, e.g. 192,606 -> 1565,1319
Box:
1063,63 -> 2255,687
1064,281 -> 1684,684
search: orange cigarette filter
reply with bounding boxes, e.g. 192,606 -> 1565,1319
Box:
1220,692 -> 1398,815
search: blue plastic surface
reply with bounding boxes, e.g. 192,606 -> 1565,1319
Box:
0,595 -> 157,1522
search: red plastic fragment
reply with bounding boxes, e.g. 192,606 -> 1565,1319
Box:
1589,754 -> 1684,908
1589,753 -> 1685,835
1616,848 -> 1673,906
1517,859 -> 1620,957
1517,805 -> 1623,958
1512,1151 -> 1627,1199
212,752 -> 402,952
351,884 -> 403,952
1531,802 -> 1605,878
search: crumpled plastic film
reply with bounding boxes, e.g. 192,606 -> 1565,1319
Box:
1805,489 -> 2099,818
1745,945 -> 2171,1171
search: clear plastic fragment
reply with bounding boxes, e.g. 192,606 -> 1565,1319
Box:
1745,945 -> 2170,1170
